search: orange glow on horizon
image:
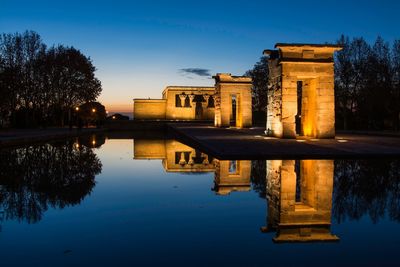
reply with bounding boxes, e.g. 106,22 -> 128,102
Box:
101,103 -> 133,115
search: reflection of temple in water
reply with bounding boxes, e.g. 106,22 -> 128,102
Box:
262,160 -> 339,242
213,160 -> 251,195
133,141 -> 339,242
133,140 -> 251,194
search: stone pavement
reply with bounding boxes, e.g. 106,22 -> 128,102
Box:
168,124 -> 400,159
0,128 -> 104,148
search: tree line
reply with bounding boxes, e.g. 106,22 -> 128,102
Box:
0,30 -> 102,128
246,35 -> 400,131
335,35 -> 400,130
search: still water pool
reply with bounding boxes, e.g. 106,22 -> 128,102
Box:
1,134 -> 400,266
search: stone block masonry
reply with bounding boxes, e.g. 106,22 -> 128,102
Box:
264,44 -> 342,139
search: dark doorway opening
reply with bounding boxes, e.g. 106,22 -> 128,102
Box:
231,95 -> 237,127
295,159 -> 301,202
296,81 -> 303,135
195,101 -> 203,120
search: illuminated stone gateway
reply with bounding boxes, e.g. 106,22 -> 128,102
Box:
213,73 -> 252,128
265,44 -> 342,138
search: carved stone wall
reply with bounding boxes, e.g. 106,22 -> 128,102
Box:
133,86 -> 215,121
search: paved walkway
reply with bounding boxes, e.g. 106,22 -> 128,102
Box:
0,128 -> 104,148
168,124 -> 400,159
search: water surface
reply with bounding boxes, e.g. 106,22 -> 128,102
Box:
1,135 -> 400,266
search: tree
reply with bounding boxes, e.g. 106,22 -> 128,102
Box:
362,36 -> 393,130
45,45 -> 102,127
77,101 -> 106,127
335,36 -> 371,130
0,31 -> 103,128
391,40 -> 400,130
245,56 -> 269,125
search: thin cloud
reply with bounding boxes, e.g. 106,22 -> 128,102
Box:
179,68 -> 211,77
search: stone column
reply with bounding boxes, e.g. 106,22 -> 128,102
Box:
188,94 -> 195,106
203,94 -> 210,109
179,94 -> 187,107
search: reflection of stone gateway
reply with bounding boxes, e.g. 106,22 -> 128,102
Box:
263,159 -> 339,242
213,160 -> 251,195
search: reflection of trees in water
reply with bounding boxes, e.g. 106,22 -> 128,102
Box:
251,160 -> 266,198
0,140 -> 102,224
77,134 -> 106,149
333,159 -> 400,224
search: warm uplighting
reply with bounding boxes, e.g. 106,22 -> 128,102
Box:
337,139 -> 348,143
75,143 -> 80,148
75,107 -> 79,111
92,140 -> 96,145
112,116 -> 116,120
92,108 -> 96,113
296,139 -> 306,142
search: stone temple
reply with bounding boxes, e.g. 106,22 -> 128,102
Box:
133,43 -> 342,138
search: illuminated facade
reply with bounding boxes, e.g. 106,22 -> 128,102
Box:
133,74 -> 253,128
263,159 -> 339,242
133,86 -> 215,121
265,44 -> 342,138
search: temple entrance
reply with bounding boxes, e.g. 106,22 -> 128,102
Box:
230,95 -> 237,126
296,81 -> 303,135
195,101 -> 203,120
294,79 -> 317,137
301,79 -> 317,137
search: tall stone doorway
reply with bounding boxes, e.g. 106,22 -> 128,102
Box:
230,95 -> 237,127
295,79 -> 318,137
213,73 -> 252,128
195,100 -> 203,120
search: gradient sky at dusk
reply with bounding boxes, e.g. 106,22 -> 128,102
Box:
1,0 -> 399,113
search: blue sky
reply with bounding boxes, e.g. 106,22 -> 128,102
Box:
1,0 -> 399,112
